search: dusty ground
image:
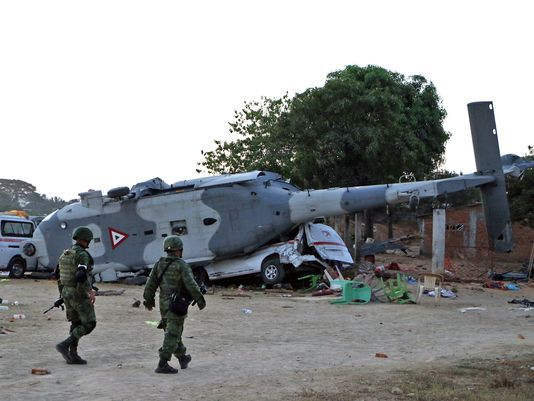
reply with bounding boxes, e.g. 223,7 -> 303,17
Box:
1,259 -> 534,401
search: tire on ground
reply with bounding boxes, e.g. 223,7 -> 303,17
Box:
8,256 -> 26,279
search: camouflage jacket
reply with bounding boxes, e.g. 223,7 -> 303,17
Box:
58,244 -> 94,295
143,256 -> 203,316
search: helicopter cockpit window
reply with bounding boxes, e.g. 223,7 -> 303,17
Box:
203,218 -> 217,226
170,220 -> 188,236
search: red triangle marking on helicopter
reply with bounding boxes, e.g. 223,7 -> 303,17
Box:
108,227 -> 129,250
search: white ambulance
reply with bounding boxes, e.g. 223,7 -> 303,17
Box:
0,211 -> 37,278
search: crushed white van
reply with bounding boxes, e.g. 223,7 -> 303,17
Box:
204,222 -> 353,284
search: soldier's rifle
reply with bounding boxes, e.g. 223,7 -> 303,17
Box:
43,298 -> 64,314
190,281 -> 207,306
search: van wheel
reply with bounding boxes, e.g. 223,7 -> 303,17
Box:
261,256 -> 285,285
8,257 -> 26,279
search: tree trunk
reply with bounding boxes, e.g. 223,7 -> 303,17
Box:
343,214 -> 351,247
363,209 -> 374,240
353,212 -> 363,265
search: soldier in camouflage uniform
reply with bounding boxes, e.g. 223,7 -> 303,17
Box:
143,235 -> 206,374
55,226 -> 97,365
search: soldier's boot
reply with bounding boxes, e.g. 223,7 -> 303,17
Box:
178,354 -> 192,369
155,359 -> 178,374
68,346 -> 87,365
56,336 -> 74,363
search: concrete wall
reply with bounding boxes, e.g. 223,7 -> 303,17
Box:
420,204 -> 534,262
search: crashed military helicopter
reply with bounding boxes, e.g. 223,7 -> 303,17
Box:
21,102 -> 534,284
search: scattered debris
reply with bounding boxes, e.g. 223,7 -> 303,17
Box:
264,289 -> 293,294
381,274 -> 414,304
122,276 -> 148,286
221,293 -> 251,298
488,271 -> 529,282
330,280 -> 372,305
0,326 -> 15,334
241,308 -> 252,315
131,299 -> 141,308
375,352 -> 388,358
512,307 -> 534,312
459,307 -> 486,313
312,289 -> 335,297
0,298 -> 19,305
145,320 -> 159,327
273,283 -> 294,290
508,298 -> 534,308
96,289 -> 125,296
297,274 -> 323,292
483,281 -> 520,290
391,387 -> 403,395
518,334 -> 526,340
361,235 -> 418,257
31,368 -> 50,375
427,289 -> 457,298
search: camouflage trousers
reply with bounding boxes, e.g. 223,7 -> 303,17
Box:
159,315 -> 187,361
62,287 -> 97,345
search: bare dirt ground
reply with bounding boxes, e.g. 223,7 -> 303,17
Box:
1,257 -> 533,401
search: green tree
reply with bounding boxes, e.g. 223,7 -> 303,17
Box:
507,154 -> 534,228
283,65 -> 449,188
0,178 -> 69,216
198,94 -> 294,178
200,65 -> 449,190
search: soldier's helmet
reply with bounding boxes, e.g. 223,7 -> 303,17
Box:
72,226 -> 94,242
164,235 -> 183,252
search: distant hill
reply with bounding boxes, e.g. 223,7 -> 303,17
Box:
0,178 -> 72,216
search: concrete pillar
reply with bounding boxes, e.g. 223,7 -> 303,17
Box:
432,209 -> 446,274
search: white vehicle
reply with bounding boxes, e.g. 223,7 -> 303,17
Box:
204,222 -> 353,284
0,212 -> 37,278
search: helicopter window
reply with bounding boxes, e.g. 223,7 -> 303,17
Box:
203,218 -> 217,226
144,230 -> 154,235
94,237 -> 101,243
171,220 -> 188,236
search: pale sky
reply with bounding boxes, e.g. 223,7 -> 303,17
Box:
1,1 -> 532,201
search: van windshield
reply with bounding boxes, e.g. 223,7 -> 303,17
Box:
1,220 -> 34,238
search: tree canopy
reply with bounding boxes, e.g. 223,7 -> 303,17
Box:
199,64 -> 450,189
199,94 -> 294,179
507,154 -> 534,228
0,178 -> 69,216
